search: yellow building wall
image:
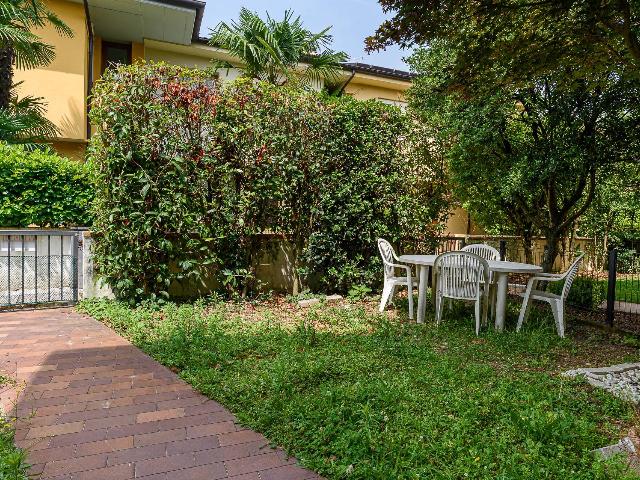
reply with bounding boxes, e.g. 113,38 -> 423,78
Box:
145,47 -> 211,69
14,0 -> 87,142
345,82 -> 408,103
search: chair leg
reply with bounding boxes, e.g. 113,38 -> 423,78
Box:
379,281 -> 394,312
435,294 -> 443,325
407,277 -> 414,320
550,300 -> 565,338
482,289 -> 489,329
516,284 -> 533,332
474,298 -> 481,336
489,284 -> 496,322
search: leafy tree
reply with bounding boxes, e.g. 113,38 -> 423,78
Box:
367,0 -> 640,92
209,8 -> 348,87
579,163 -> 640,268
409,44 -> 640,271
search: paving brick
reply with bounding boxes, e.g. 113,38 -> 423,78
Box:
165,435 -> 220,456
26,421 -> 84,439
106,443 -> 167,466
134,427 -> 186,447
224,452 -> 292,477
136,408 -> 184,424
218,429 -> 268,446
164,462 -> 227,480
41,453 -> 107,476
186,421 -> 236,439
74,436 -> 134,457
134,452 -> 196,477
72,464 -> 134,480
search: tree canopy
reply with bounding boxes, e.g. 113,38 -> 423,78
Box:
368,0 -> 640,92
408,43 -> 640,270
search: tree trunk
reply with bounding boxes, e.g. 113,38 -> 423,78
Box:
521,232 -> 534,265
542,231 -> 561,273
0,46 -> 14,110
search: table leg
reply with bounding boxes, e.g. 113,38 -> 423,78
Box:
417,265 -> 428,324
494,272 -> 509,331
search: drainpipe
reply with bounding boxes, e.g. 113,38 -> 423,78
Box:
337,69 -> 356,96
83,0 -> 94,141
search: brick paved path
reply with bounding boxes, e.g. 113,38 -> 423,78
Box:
0,308 -> 322,480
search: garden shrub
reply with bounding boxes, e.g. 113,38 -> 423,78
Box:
303,98 -> 449,291
548,276 -> 606,309
89,62 -> 450,301
0,143 -> 93,227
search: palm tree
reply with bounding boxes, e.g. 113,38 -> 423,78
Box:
0,0 -> 72,147
209,8 -> 348,87
0,83 -> 58,149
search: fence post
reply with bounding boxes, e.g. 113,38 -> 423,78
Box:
72,232 -> 79,302
499,240 -> 507,261
606,248 -> 617,327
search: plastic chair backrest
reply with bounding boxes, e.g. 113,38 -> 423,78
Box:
434,251 -> 489,300
461,243 -> 500,261
561,254 -> 585,300
377,238 -> 397,279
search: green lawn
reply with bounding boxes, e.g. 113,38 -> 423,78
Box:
613,279 -> 640,304
78,298 -> 640,480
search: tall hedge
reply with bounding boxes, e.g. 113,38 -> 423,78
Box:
89,62 -> 449,301
0,143 -> 93,227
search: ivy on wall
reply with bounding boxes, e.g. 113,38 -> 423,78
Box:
89,62 -> 450,301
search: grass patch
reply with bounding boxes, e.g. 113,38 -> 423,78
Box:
78,298 -> 640,479
0,376 -> 29,480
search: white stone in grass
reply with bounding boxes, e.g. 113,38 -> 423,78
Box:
592,437 -> 636,459
563,363 -> 640,404
298,298 -> 320,308
325,294 -> 343,303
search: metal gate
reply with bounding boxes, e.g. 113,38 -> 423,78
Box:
0,229 -> 80,307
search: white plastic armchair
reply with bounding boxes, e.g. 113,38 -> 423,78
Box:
433,251 -> 490,335
516,254 -> 584,338
461,243 -> 500,317
377,238 -> 417,319
461,243 -> 500,262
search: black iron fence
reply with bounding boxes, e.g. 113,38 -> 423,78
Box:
402,235 -> 640,334
0,229 -> 82,308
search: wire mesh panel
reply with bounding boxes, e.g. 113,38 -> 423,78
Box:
0,231 -> 79,307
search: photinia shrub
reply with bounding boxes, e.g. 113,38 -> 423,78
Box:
89,62 -> 450,301
0,143 -> 93,227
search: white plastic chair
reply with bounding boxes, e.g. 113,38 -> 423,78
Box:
461,243 -> 500,262
461,243 -> 499,317
377,238 -> 417,319
516,254 -> 584,338
434,251 -> 490,335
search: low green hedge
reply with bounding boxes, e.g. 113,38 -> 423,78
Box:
0,143 -> 94,227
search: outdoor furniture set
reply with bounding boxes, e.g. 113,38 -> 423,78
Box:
377,238 -> 584,337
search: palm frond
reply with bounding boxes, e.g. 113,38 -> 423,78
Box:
208,8 -> 347,86
0,89 -> 58,150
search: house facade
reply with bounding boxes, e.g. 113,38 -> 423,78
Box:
15,0 -> 410,156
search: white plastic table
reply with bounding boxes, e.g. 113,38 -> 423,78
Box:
398,254 -> 542,330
